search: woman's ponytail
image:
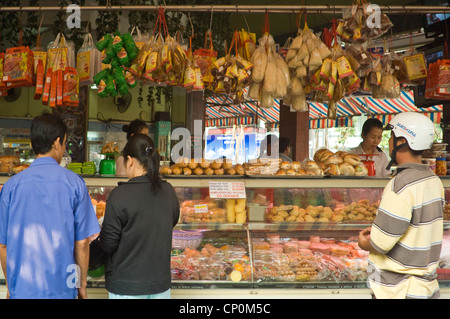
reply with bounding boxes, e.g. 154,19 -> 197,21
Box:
122,133 -> 161,192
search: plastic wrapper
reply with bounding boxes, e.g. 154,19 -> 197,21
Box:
252,235 -> 369,283
3,46 -> 35,88
77,32 -> 101,86
338,3 -> 393,44
426,59 -> 450,100
402,48 -> 428,84
171,241 -> 251,282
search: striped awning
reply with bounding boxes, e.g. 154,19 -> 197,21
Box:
205,92 -> 280,127
205,89 -> 443,129
308,90 -> 443,129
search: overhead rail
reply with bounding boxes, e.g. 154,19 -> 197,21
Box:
0,5 -> 448,15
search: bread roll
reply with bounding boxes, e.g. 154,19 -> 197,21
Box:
159,165 -> 172,175
324,155 -> 344,165
235,164 -> 245,175
354,163 -> 368,176
324,164 -> 340,176
188,159 -> 199,170
344,153 -> 361,166
296,168 -> 306,175
214,168 -> 224,175
200,159 -> 210,169
338,162 -> 355,176
222,160 -> 233,170
225,167 -> 236,175
318,150 -> 334,163
313,148 -> 329,162
291,161 -> 301,171
304,160 -> 319,170
334,151 -> 348,158
176,157 -> 189,168
183,167 -> 192,175
193,167 -> 204,175
0,155 -> 20,165
276,169 -> 286,175
286,169 -> 296,175
0,164 -> 13,173
210,161 -> 222,170
12,164 -> 29,174
171,165 -> 182,175
280,161 -> 291,170
204,167 -> 214,175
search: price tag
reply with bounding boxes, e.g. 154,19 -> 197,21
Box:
194,204 -> 209,214
209,181 -> 246,199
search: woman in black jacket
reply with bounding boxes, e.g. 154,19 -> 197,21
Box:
100,133 -> 179,299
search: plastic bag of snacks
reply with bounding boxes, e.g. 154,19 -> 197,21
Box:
402,47 -> 428,84
337,1 -> 393,44
32,24 -> 48,100
3,46 -> 35,89
426,59 -> 450,100
0,53 -> 8,96
63,67 -> 79,107
210,30 -> 253,101
193,31 -> 217,86
77,32 -> 101,86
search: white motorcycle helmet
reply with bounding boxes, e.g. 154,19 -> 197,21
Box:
387,112 -> 436,150
385,112 -> 436,169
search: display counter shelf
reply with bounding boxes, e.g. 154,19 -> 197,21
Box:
1,174 -> 450,299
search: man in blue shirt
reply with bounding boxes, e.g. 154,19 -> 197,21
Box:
0,113 -> 100,299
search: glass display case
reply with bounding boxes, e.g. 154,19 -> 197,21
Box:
1,175 -> 450,298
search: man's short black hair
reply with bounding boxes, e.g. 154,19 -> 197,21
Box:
279,137 -> 290,153
30,113 -> 67,155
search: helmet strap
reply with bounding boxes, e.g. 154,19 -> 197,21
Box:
386,135 -> 408,170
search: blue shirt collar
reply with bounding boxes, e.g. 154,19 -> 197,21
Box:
30,156 -> 59,167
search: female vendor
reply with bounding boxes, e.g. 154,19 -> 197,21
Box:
349,118 -> 391,177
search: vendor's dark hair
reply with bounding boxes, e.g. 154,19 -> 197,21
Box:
122,133 -> 161,192
122,119 -> 147,140
30,113 -> 67,155
279,137 -> 290,153
361,118 -> 383,138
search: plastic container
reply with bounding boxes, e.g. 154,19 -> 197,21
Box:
431,143 -> 448,151
248,204 -> 267,222
436,157 -> 447,176
172,230 -> 203,249
424,158 -> 436,172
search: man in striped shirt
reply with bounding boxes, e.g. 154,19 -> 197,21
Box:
359,113 -> 444,299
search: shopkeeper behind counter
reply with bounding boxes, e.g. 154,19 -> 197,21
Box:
349,118 -> 391,177
116,119 -> 149,177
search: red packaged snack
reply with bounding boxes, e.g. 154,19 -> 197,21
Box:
34,59 -> 44,100
42,67 -> 52,105
3,46 -> 34,88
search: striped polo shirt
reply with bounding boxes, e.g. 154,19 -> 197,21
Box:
368,162 -> 444,299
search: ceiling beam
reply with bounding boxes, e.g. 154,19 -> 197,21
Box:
0,5 -> 448,15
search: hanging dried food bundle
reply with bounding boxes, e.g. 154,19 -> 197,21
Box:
309,44 -> 359,118
93,31 -> 140,98
284,22 -> 331,112
336,2 -> 393,44
210,31 -> 253,103
249,33 -> 289,108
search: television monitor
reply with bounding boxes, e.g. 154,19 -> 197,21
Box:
204,127 -> 262,163
423,0 -> 450,37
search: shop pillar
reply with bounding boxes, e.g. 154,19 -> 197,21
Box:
279,101 -> 309,161
185,90 -> 205,158
442,103 -> 450,146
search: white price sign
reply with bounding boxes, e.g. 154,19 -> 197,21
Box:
208,181 -> 246,199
